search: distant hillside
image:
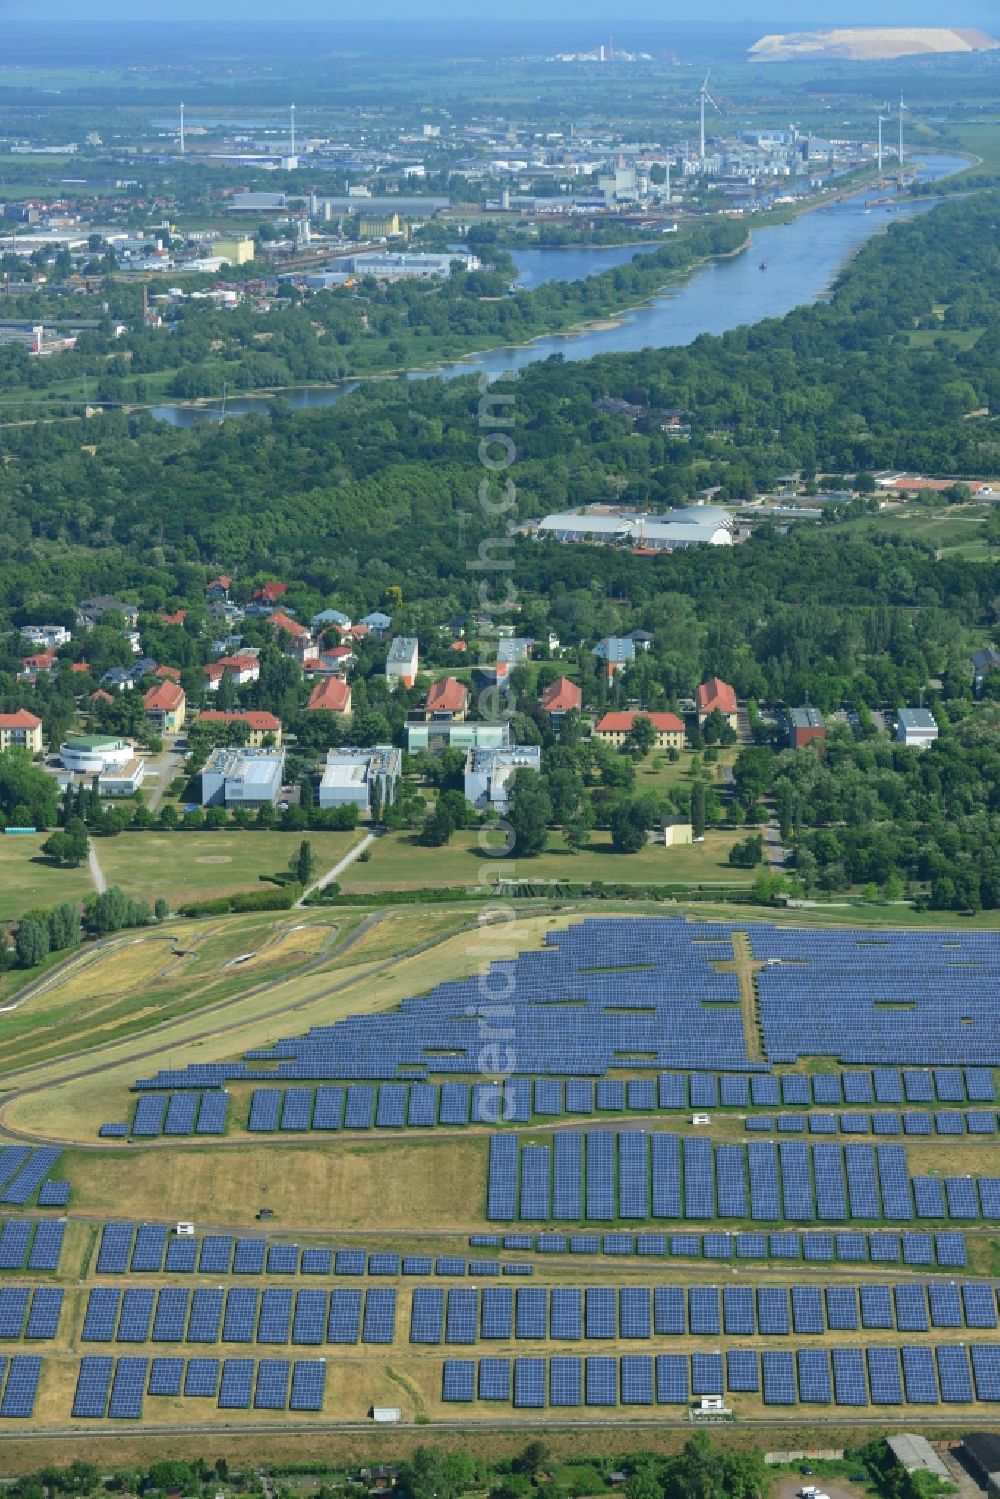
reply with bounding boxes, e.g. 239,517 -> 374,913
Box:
749,26 -> 1000,61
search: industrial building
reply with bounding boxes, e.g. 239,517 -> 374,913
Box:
788,705 -> 826,749
200,747 -> 285,809
897,707 -> 939,749
344,251 -> 479,280
319,746 -> 400,814
464,744 -> 541,814
537,505 -> 733,549
962,1433 -> 1000,1496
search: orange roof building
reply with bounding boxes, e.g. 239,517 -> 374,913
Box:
426,677 -> 468,721
0,709 -> 43,753
307,677 -> 353,715
594,710 -> 685,749
199,709 -> 283,747
143,680 -> 186,733
696,677 -> 738,726
540,676 -> 582,718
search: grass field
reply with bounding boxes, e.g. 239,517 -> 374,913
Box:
841,502 -> 993,560
96,829 -> 363,907
0,833 -> 93,920
339,827 -> 752,892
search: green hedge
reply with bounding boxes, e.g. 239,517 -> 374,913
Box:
180,884 -> 303,918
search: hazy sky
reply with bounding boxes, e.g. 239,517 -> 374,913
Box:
6,0 -> 997,24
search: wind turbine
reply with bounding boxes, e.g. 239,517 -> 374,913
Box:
698,72 -> 720,165
877,107 -> 890,176
290,102 -> 296,159
179,102 -> 185,156
897,92 -> 906,183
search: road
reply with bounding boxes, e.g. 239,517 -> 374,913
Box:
87,837 -> 106,894
297,830 -> 376,904
144,734 -> 189,813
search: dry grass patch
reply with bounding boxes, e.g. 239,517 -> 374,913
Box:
56,1136 -> 488,1231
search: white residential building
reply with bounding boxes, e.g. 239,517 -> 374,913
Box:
386,636 -> 419,690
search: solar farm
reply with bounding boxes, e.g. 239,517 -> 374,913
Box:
3,911 -> 1000,1452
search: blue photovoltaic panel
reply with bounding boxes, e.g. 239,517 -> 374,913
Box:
0,1286 -> 29,1340
487,1135 -> 518,1221
723,1287 -> 754,1336
656,1353 -> 688,1403
867,1346 -> 902,1404
196,1090 -> 229,1135
550,1355 -> 582,1407
73,1356 -> 113,1418
621,1354 -> 653,1405
301,1249 -> 332,1275
721,1075 -> 749,1108
937,1345 -> 974,1402
164,1092 -> 198,1135
481,1287 -> 513,1340
442,1359 -> 475,1402
894,1284 -> 929,1333
552,1134 -> 582,1221
797,1348 -> 831,1404
131,1223 -> 167,1273
901,1345 -> 938,1403
512,1286 -> 545,1339
736,1233 -> 768,1259
292,1290 -> 329,1346
658,1075 -> 686,1109
336,1250 -> 366,1276
28,1221 -> 65,1272
343,1085 -> 375,1129
153,1288 -> 190,1342
248,1090 -> 281,1132
410,1288 -> 444,1345
966,1069 -> 996,1102
825,1287 -> 858,1332
403,1256 -> 433,1275
439,1083 -> 470,1125
164,1238 -> 197,1274
117,1287 -> 156,1342
962,1283 -> 998,1329
233,1239 -> 266,1275
550,1288 -> 582,1341
290,1359 -> 326,1411
945,1177 -> 979,1218
757,1286 -> 789,1336
928,1282 -> 962,1329
281,1088 -> 314,1131
519,1146 -> 551,1220
0,1221 -> 32,1271
586,1132 -> 614,1221
109,1357 -> 148,1419
627,1080 -> 655,1112
565,1080 -> 594,1114
267,1244 -> 299,1274
803,1234 -> 833,1263
218,1358 -> 255,1410
703,1233 -> 732,1260
184,1358 -> 220,1397
0,1356 -> 41,1418
328,1290 -> 362,1344
534,1079 -> 563,1116
223,1288 -> 260,1343
902,1233 -> 934,1266
912,1177 -> 946,1218
689,1074 -> 717,1108
445,1288 -> 478,1346
132,1095 -> 167,1137
586,1287 -> 616,1340
585,1355 -> 618,1406
479,1358 -> 511,1401
186,1288 -> 224,1343
514,1357 -> 546,1408
651,1133 -> 681,1219
313,1086 -> 344,1130
503,1081 -> 530,1125
689,1287 -> 719,1337
37,1181 -> 70,1208
831,1346 -> 868,1406
716,1146 -> 747,1218
870,1233 -> 901,1263
654,1286 -> 685,1336
859,1284 -> 893,1330
148,1357 -> 184,1396
791,1286 -> 824,1336
596,1080 -> 625,1112
684,1137 -> 714,1220
636,1233 -> 666,1257
257,1289 -> 293,1344
691,1352 -> 723,1396
619,1287 -> 650,1339
619,1133 -> 649,1220
762,1350 -> 796,1405
254,1359 -> 291,1411
375,1085 -> 406,1129
199,1235 -> 233,1274
82,1288 -> 121,1342
25,1287 -> 64,1340
936,1233 -> 967,1266
727,1348 -> 759,1392
843,1073 -> 873,1103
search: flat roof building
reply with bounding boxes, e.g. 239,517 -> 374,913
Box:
404,720 -> 509,755
464,744 -> 541,814
538,505 -> 733,549
897,706 -> 938,749
386,637 -> 419,690
201,747 -> 285,808
789,705 -> 826,749
319,745 -> 400,815
60,735 -> 134,774
963,1433 -> 1000,1496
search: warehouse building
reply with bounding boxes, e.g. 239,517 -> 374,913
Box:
538,505 -> 733,549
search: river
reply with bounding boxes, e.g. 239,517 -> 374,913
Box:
151,152 -> 970,426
